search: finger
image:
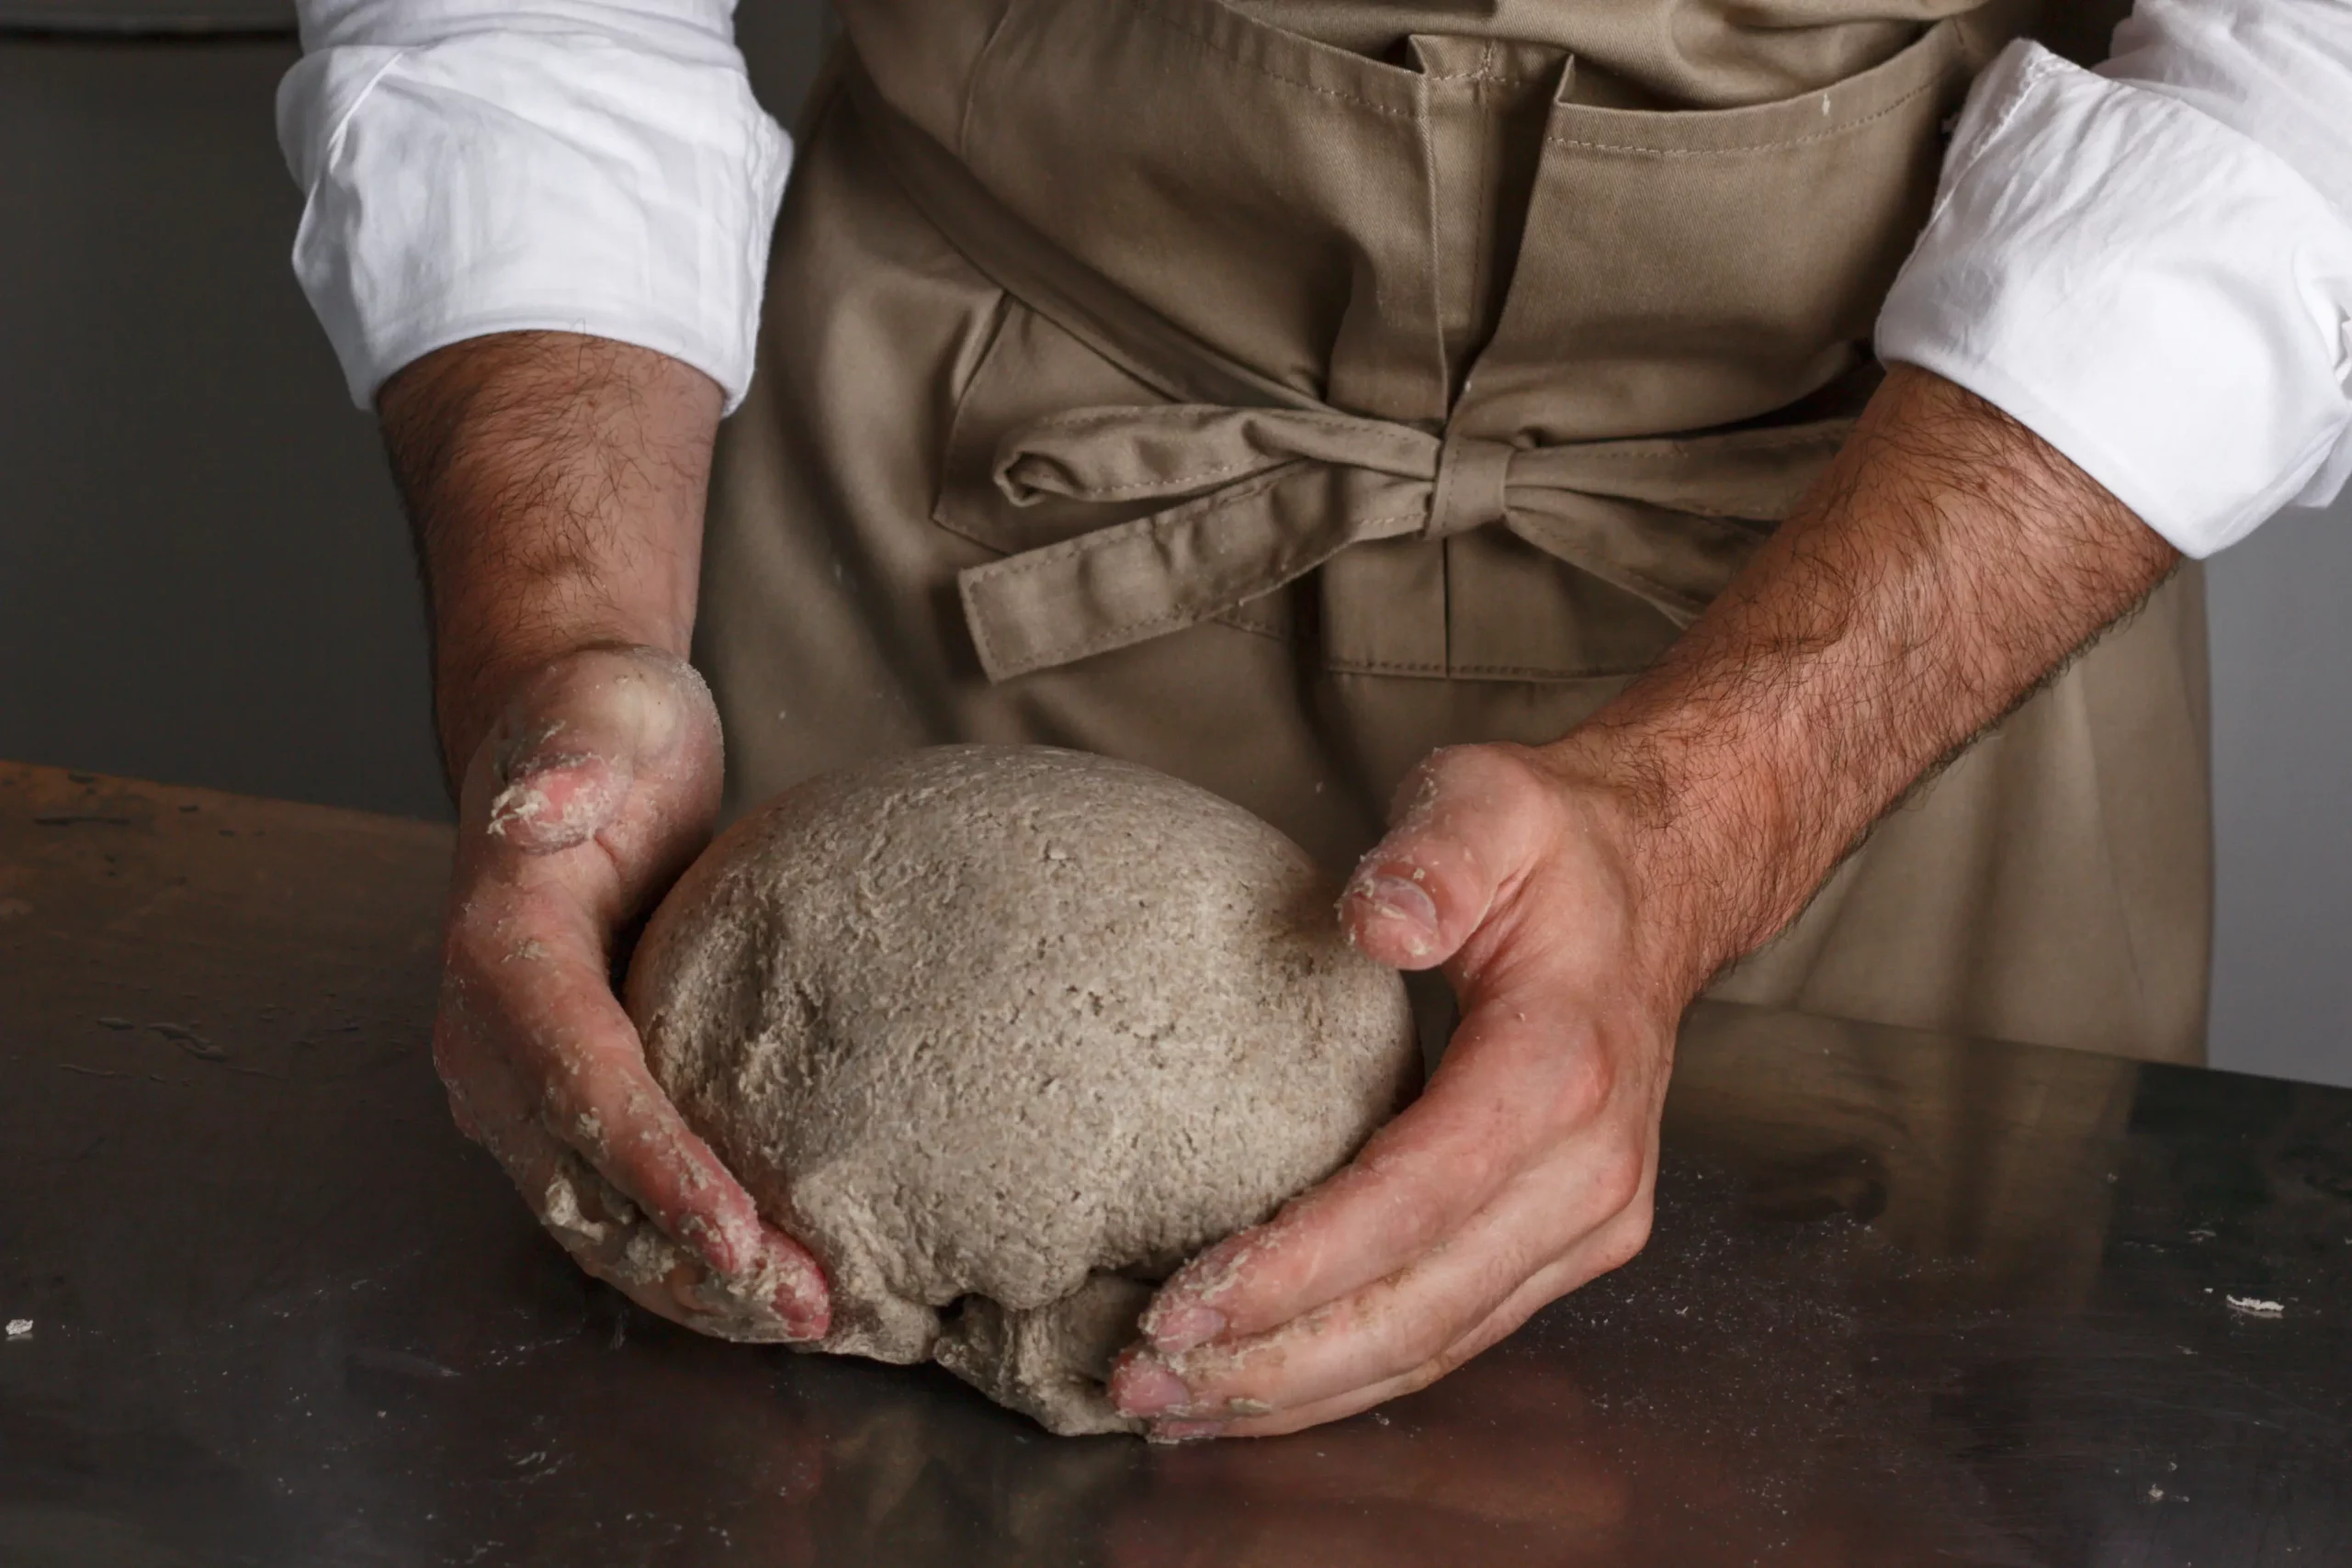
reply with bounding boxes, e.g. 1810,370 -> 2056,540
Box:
1156,1209 -> 1647,1442
441,1003 -> 827,1340
1148,1280 -> 1537,1441
1141,998 -> 1622,1352
478,1101 -> 813,1342
1340,747 -> 1561,972
464,647 -> 723,896
485,745 -> 633,855
442,887 -> 829,1334
1118,1140 -> 1649,1421
478,908 -> 824,1299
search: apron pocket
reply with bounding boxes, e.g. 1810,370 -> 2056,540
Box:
1474,19 -> 1973,441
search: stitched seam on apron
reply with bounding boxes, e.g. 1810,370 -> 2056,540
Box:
1117,0 -> 1417,119
1453,661 -> 1638,679
997,407 -> 1437,498
1036,459 -> 1261,498
1322,649 -> 1651,679
979,467 -> 1297,581
1018,406 -> 1410,437
1576,552 -> 1704,610
1464,44 -> 1495,393
1036,600 -> 1243,668
1421,43 -> 1543,88
981,495 -> 1426,590
1210,605 -> 1290,642
1544,73 -> 1944,157
1920,49 -> 2059,231
987,505 -> 1429,670
1568,432 -> 1844,457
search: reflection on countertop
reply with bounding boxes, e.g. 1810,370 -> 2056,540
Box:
3,761 -> 2347,1565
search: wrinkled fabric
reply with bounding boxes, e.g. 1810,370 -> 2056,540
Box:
850,15 -> 1972,685
1879,32 -> 2352,556
695,0 -> 2215,1064
277,0 -> 789,409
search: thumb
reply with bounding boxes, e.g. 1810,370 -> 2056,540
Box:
1340,746 -> 1560,972
462,646 -> 722,878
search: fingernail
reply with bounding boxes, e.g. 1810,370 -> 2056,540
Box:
1148,1420 -> 1227,1444
673,1211 -> 739,1277
1349,874 -> 1438,936
776,1293 -> 829,1341
1145,1303 -> 1227,1356
1114,1362 -> 1193,1419
483,759 -> 618,853
771,1250 -> 831,1339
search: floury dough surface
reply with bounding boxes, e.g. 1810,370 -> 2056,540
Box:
626,746 -> 1419,1435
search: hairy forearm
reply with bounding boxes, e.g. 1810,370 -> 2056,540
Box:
377,332 -> 723,786
1551,365 -> 2180,997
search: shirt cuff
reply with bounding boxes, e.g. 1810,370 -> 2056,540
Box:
1875,41 -> 2352,558
277,28 -> 791,414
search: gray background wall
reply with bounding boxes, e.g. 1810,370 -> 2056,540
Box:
3,27 -> 2344,1086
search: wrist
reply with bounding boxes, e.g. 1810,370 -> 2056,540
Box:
1527,367 -> 2177,1003
1532,728 -> 1770,1005
445,642 -> 716,801
436,631 -> 691,791
379,331 -> 721,791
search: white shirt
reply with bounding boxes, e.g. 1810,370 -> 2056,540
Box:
277,0 -> 2352,559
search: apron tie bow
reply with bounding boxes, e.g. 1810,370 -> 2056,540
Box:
957,400 -> 1851,682
1427,434 -> 1514,541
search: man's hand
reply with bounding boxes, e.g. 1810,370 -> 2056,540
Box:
1109,365 -> 2180,1438
379,332 -> 824,1339
435,645 -> 826,1340
1110,745 -> 1680,1438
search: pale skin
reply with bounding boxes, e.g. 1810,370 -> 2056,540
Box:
384,330 -> 2177,1435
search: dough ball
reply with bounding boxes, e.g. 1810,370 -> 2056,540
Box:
626,745 -> 1419,1435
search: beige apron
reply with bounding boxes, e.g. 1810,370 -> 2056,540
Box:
700,0 -> 2208,1064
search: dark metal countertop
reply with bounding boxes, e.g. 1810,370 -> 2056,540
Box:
4,761 -> 2348,1566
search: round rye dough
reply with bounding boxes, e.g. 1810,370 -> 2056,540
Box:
626,745 -> 1419,1435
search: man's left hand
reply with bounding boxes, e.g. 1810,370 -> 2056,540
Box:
1105,366 -> 2180,1441
1109,741 -> 1695,1440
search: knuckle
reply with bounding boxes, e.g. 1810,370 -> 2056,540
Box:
531,1071 -> 582,1131
1589,1141 -> 1649,1219
1386,1166 -> 1475,1255
1592,1232 -> 1647,1279
1401,1302 -> 1465,1370
1394,1351 -> 1455,1401
1457,742 -> 1555,809
1374,1288 -> 1458,1372
439,918 -> 498,981
1544,1039 -> 1614,1127
1594,1203 -> 1655,1275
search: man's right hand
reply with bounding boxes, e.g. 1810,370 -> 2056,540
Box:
434,644 -> 829,1341
377,331 -> 821,1338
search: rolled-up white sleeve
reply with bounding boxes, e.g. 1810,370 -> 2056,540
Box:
277,0 -> 791,413
1876,1 -> 2352,558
